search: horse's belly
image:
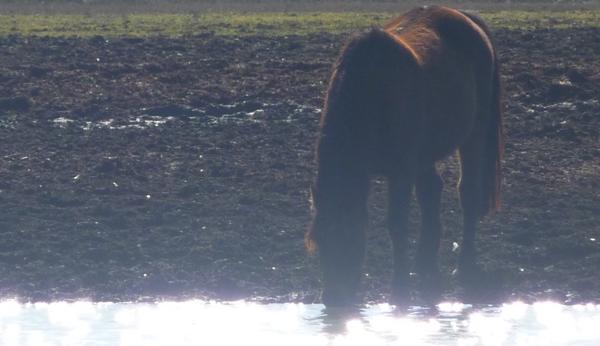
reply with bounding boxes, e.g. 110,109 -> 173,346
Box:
422,67 -> 478,160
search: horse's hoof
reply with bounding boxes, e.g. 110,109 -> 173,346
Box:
417,272 -> 443,304
321,305 -> 362,334
455,261 -> 485,285
321,289 -> 360,308
390,285 -> 411,307
456,251 -> 482,280
454,265 -> 507,303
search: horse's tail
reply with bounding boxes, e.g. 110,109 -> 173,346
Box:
484,50 -> 503,214
467,11 -> 503,215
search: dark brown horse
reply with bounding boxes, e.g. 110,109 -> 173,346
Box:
306,6 -> 503,306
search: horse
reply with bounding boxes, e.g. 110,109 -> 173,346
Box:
306,6 -> 503,306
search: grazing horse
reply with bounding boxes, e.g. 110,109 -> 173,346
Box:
306,6 -> 503,306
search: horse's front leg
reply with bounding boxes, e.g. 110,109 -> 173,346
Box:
387,175 -> 413,305
415,164 -> 444,300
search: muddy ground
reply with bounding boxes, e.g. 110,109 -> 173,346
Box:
0,24 -> 599,305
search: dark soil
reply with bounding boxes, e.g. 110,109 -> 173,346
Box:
0,26 -> 599,304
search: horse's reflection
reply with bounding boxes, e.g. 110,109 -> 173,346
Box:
318,305 -> 363,334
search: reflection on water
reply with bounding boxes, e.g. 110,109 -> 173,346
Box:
1,300 -> 599,345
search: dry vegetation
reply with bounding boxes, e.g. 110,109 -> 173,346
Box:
1,0 -> 600,14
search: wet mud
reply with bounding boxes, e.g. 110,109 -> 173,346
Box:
0,27 -> 599,304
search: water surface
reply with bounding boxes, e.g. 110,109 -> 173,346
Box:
1,300 -> 599,345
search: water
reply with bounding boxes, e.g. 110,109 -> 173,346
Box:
52,116 -> 175,130
49,101 -> 321,130
1,300 -> 600,345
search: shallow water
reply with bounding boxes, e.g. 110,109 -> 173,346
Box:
49,101 -> 321,130
1,300 -> 599,345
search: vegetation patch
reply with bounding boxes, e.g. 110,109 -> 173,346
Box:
0,11 -> 599,38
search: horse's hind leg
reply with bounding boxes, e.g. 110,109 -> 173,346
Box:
415,163 -> 444,298
387,174 -> 413,304
457,141 -> 485,276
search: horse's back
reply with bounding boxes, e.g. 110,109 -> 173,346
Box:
384,6 -> 494,69
385,6 -> 496,161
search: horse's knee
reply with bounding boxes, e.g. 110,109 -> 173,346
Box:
458,170 -> 478,202
428,172 -> 443,197
459,178 -> 485,220
417,169 -> 443,207
387,176 -> 412,225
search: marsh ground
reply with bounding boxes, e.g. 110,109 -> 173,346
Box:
0,8 -> 599,304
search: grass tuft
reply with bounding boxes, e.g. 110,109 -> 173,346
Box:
0,11 -> 599,38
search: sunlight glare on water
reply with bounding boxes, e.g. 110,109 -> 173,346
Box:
1,299 -> 600,345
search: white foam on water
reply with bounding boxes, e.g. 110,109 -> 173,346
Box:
49,101 -> 322,130
1,300 -> 599,346
51,116 -> 175,130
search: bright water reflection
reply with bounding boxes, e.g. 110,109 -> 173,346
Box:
1,300 -> 600,345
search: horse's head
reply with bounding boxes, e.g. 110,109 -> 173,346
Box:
320,259 -> 362,307
307,199 -> 366,307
